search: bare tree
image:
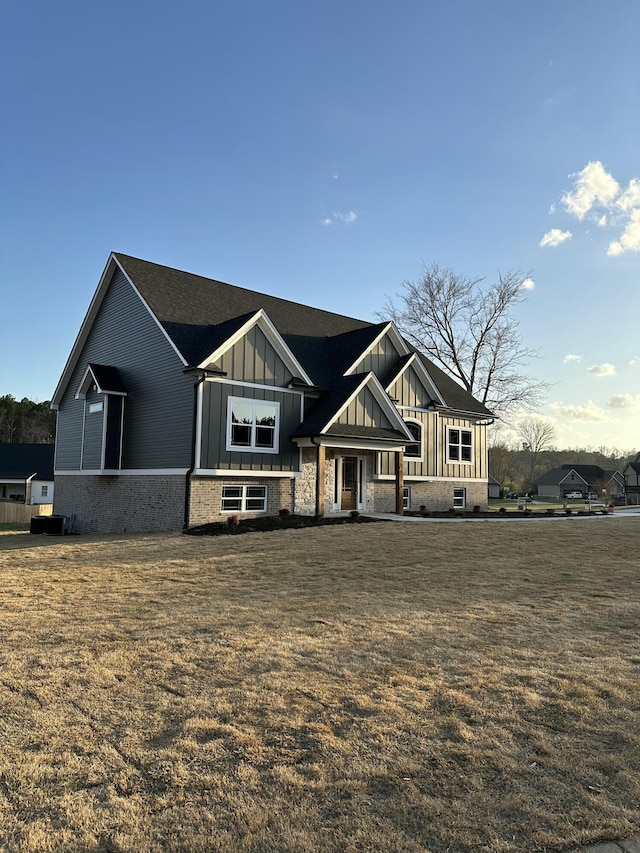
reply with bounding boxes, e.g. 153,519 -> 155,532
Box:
517,417 -> 557,489
379,263 -> 548,415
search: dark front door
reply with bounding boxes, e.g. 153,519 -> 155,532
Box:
341,457 -> 358,510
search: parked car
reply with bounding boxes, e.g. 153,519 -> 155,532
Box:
565,491 -> 584,499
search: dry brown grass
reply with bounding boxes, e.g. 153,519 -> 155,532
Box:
0,518 -> 638,853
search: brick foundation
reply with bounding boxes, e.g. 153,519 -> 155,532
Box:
188,476 -> 295,526
53,474 -> 186,534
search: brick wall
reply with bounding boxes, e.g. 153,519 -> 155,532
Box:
53,475 -> 185,533
188,476 -> 295,526
374,479 -> 488,513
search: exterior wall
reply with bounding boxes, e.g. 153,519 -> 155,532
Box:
350,333 -> 400,376
55,267 -> 194,472
30,480 -> 55,504
53,474 -> 185,533
387,365 -> 432,408
295,448 -> 377,516
538,484 -> 561,499
374,479 -> 488,513
188,475 -> 295,526
336,386 -> 394,428
378,411 -> 438,476
209,325 -> 294,385
81,389 -> 104,470
200,381 -> 302,471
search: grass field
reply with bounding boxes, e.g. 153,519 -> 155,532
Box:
1,518 -> 639,852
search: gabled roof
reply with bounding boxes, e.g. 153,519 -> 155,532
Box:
0,443 -> 54,480
76,363 -> 127,398
53,253 -> 493,418
536,467 -> 588,487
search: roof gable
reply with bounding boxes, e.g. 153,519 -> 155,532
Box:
383,352 -> 445,408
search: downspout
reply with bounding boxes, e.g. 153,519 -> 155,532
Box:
183,371 -> 206,531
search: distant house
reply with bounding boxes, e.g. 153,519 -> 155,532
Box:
0,443 -> 54,504
535,464 -> 625,501
622,453 -> 640,505
50,253 -> 494,533
488,474 -> 501,499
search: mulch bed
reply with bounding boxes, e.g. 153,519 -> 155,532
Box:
185,514 -> 385,536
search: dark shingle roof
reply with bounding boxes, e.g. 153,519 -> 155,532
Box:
0,443 -> 54,480
115,253 -> 492,417
88,364 -> 127,394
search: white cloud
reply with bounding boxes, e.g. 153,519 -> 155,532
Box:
549,400 -> 609,422
607,208 -> 640,256
609,393 -> 640,411
598,215 -> 607,227
540,228 -> 572,247
322,210 -> 357,226
630,356 -> 640,366
562,161 -> 620,220
563,354 -> 582,363
616,178 -> 640,212
521,277 -> 535,290
587,363 -> 616,377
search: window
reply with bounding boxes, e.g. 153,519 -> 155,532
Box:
403,486 -> 411,509
221,484 -> 267,512
41,485 -> 48,497
227,397 -> 279,453
404,421 -> 422,458
453,487 -> 466,508
447,427 -> 473,463
88,401 -> 103,414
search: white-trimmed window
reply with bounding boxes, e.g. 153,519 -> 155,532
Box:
88,400 -> 103,414
404,420 -> 423,459
453,487 -> 466,508
226,397 -> 279,453
447,427 -> 473,463
403,486 -> 411,509
221,485 -> 267,512
41,485 -> 48,497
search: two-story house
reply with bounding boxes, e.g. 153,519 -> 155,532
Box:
51,254 -> 493,533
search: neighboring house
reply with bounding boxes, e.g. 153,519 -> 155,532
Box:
488,474 -> 501,499
51,253 -> 493,533
0,443 -> 54,504
622,453 -> 640,505
535,464 -> 625,501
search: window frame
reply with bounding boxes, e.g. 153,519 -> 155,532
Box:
404,419 -> 423,460
221,484 -> 268,513
453,487 -> 466,508
403,485 -> 411,509
226,396 -> 280,454
446,426 -> 473,464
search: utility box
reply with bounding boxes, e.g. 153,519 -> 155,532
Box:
43,515 -> 70,535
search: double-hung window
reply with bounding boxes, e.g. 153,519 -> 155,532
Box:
221,485 -> 267,512
447,427 -> 473,463
403,486 -> 411,509
227,397 -> 279,453
453,487 -> 466,508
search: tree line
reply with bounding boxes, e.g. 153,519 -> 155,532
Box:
0,395 -> 56,444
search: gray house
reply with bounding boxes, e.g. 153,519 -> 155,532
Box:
622,453 -> 640,505
51,253 -> 493,533
0,443 -> 54,505
535,464 -> 625,501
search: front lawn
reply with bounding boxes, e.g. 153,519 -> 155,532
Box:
0,519 -> 638,852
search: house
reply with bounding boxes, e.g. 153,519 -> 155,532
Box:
622,453 -> 640,505
51,254 -> 493,533
488,474 -> 501,499
0,443 -> 54,504
535,464 -> 625,501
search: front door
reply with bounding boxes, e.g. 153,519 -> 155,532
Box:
341,456 -> 358,510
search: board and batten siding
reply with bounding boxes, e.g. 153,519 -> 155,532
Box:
200,381 -> 301,472
349,333 -> 400,378
377,411 -> 438,476
55,267 -> 194,471
209,325 -> 294,386
387,364 -> 432,409
335,386 -> 395,429
438,415 -> 487,480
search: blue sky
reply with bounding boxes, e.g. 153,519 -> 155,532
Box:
1,0 -> 639,450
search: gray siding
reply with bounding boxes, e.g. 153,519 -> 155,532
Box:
387,365 -> 432,408
200,381 -> 302,471
210,325 -> 294,385
81,391 -> 104,469
377,411 -> 438,476
438,415 -> 487,480
336,386 -> 395,429
55,267 -> 193,471
350,333 -> 400,377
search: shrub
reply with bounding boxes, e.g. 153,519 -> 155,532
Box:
545,508 -> 555,515
565,508 -> 572,515
227,514 -> 240,526
279,508 -> 291,519
499,507 -> 507,514
350,510 -> 360,519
